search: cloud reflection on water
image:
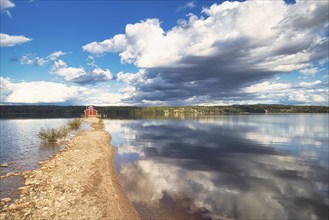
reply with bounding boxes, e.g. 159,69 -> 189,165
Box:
105,115 -> 329,219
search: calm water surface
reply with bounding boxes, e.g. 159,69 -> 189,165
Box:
105,114 -> 329,220
0,118 -> 90,199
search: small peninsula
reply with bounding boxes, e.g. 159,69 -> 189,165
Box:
0,117 -> 139,219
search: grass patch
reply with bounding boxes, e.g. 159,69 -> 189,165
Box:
98,118 -> 104,129
59,126 -> 69,137
38,126 -> 68,143
67,118 -> 83,130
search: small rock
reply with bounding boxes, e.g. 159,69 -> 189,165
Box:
1,197 -> 11,203
54,201 -> 60,208
5,172 -> 15,177
0,163 -> 9,167
8,202 -> 29,210
24,210 -> 31,217
18,186 -> 29,191
39,199 -> 50,207
25,179 -> 37,185
8,203 -> 17,210
28,201 -> 35,208
18,186 -> 30,195
0,213 -> 6,219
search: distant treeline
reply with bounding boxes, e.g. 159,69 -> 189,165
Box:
0,105 -> 328,119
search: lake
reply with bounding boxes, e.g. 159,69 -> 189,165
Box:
0,115 -> 328,219
104,114 -> 329,220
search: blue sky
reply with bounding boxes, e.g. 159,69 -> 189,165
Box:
0,0 -> 328,106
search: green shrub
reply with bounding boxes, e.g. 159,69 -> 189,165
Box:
67,118 -> 82,130
38,126 -> 68,142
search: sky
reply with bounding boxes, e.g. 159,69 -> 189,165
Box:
0,0 -> 328,106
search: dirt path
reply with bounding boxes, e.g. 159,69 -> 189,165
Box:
0,118 -> 139,219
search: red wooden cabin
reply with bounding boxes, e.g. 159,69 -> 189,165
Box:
84,106 -> 98,117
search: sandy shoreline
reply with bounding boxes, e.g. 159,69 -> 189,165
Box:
0,118 -> 139,219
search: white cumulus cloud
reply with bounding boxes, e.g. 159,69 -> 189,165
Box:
298,80 -> 321,87
51,59 -> 112,84
16,52 -> 68,67
0,77 -> 13,102
82,0 -> 329,105
48,51 -> 68,61
177,1 -> 196,12
0,33 -> 32,47
288,90 -> 327,103
0,0 -> 15,17
299,68 -> 320,77
0,77 -> 124,105
0,0 -> 15,9
1,77 -> 78,103
82,34 -> 127,55
20,54 -> 48,66
243,81 -> 292,93
241,79 -> 328,105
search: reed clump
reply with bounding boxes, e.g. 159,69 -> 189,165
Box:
67,118 -> 83,130
38,126 -> 68,143
98,118 -> 104,129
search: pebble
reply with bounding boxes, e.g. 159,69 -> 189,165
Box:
8,202 -> 29,210
1,198 -> 11,203
40,167 -> 48,171
54,201 -> 60,208
18,186 -> 30,195
24,211 -> 31,217
18,186 -> 29,191
5,172 -> 15,177
25,179 -> 37,185
0,163 -> 9,167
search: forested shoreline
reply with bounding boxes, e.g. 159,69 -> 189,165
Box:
0,105 -> 328,119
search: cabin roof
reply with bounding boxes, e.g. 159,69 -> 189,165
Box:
84,106 -> 98,113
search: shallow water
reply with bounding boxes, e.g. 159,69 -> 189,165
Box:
105,114 -> 329,220
0,118 -> 90,199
